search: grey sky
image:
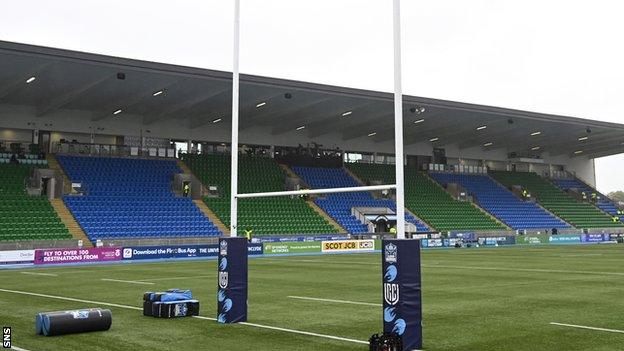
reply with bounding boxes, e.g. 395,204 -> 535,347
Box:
2,0 -> 623,192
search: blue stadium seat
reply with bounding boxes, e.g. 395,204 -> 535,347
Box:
552,178 -> 618,215
57,156 -> 221,242
429,172 -> 570,230
293,167 -> 429,234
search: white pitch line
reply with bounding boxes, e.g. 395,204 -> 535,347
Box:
288,295 -> 381,307
101,278 -> 155,285
0,288 -> 367,345
20,271 -> 58,277
421,264 -> 624,277
0,288 -> 143,310
9,346 -> 32,351
550,322 -> 624,334
138,274 -> 216,282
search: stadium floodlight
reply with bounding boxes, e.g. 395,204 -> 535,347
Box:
296,125 -> 305,131
531,146 -> 541,150
429,137 -> 439,142
113,109 -> 122,115
152,90 -> 164,97
341,111 -> 352,117
26,76 -> 36,84
476,125 -> 487,130
212,118 -> 222,123
367,132 -> 377,137
578,136 -> 589,141
531,131 -> 541,136
483,142 -> 493,147
574,150 -> 583,154
414,118 -> 424,124
255,102 -> 267,108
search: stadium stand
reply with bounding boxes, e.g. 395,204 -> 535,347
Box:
347,163 -> 506,232
57,156 -> 221,242
551,178 -> 619,215
0,163 -> 71,241
490,171 -> 623,228
428,172 -> 570,230
181,154 -> 338,235
293,166 -> 429,233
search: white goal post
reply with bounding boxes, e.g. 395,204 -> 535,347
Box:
229,0 -> 406,239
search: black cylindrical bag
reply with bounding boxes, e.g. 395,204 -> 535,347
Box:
39,308 -> 112,336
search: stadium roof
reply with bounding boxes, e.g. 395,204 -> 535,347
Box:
1,40 -> 623,159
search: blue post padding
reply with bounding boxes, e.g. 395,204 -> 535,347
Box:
42,314 -> 51,336
217,237 -> 248,323
382,239 -> 422,351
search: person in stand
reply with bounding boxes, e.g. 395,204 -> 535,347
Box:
612,215 -> 620,223
591,192 -> 598,203
581,191 -> 588,201
244,229 -> 253,242
389,226 -> 397,236
183,183 -> 190,197
522,189 -> 529,200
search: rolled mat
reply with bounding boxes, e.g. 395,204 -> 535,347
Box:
36,308 -> 112,336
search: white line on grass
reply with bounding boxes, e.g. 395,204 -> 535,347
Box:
550,322 -> 624,334
20,272 -> 58,277
0,288 -> 368,346
101,278 -> 155,285
421,264 -> 624,277
138,274 -> 216,282
288,295 -> 381,307
10,346 -> 32,351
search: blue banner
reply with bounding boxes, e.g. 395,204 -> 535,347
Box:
581,233 -> 609,243
382,239 -> 422,350
217,237 -> 248,324
481,236 -> 516,246
122,244 -> 263,260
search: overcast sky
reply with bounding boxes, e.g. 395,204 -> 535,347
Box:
2,0 -> 623,192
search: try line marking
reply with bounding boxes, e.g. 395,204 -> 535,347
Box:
101,278 -> 155,285
550,322 -> 624,334
288,295 -> 381,307
9,346 -> 31,351
0,288 -> 367,346
20,271 -> 58,277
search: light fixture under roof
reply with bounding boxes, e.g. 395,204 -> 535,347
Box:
574,150 -> 583,154
531,146 -> 541,151
296,125 -> 305,131
152,90 -> 164,97
367,132 -> 377,137
341,111 -> 352,117
530,131 -> 542,136
113,109 -> 122,115
476,125 -> 487,131
212,118 -> 222,123
578,136 -> 589,141
414,118 -> 424,124
256,102 -> 267,108
429,137 -> 439,142
26,76 -> 36,84
483,142 -> 493,147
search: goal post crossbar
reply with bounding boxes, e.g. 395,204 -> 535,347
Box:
235,184 -> 396,199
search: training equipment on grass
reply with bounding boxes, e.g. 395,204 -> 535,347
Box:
217,237 -> 248,323
143,289 -> 199,318
35,308 -> 112,336
382,239 -> 422,351
369,332 -> 403,351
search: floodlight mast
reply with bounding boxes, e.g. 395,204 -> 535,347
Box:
393,0 -> 406,239
230,0 -> 240,237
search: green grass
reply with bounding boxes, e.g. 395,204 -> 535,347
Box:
1,245 -> 624,350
